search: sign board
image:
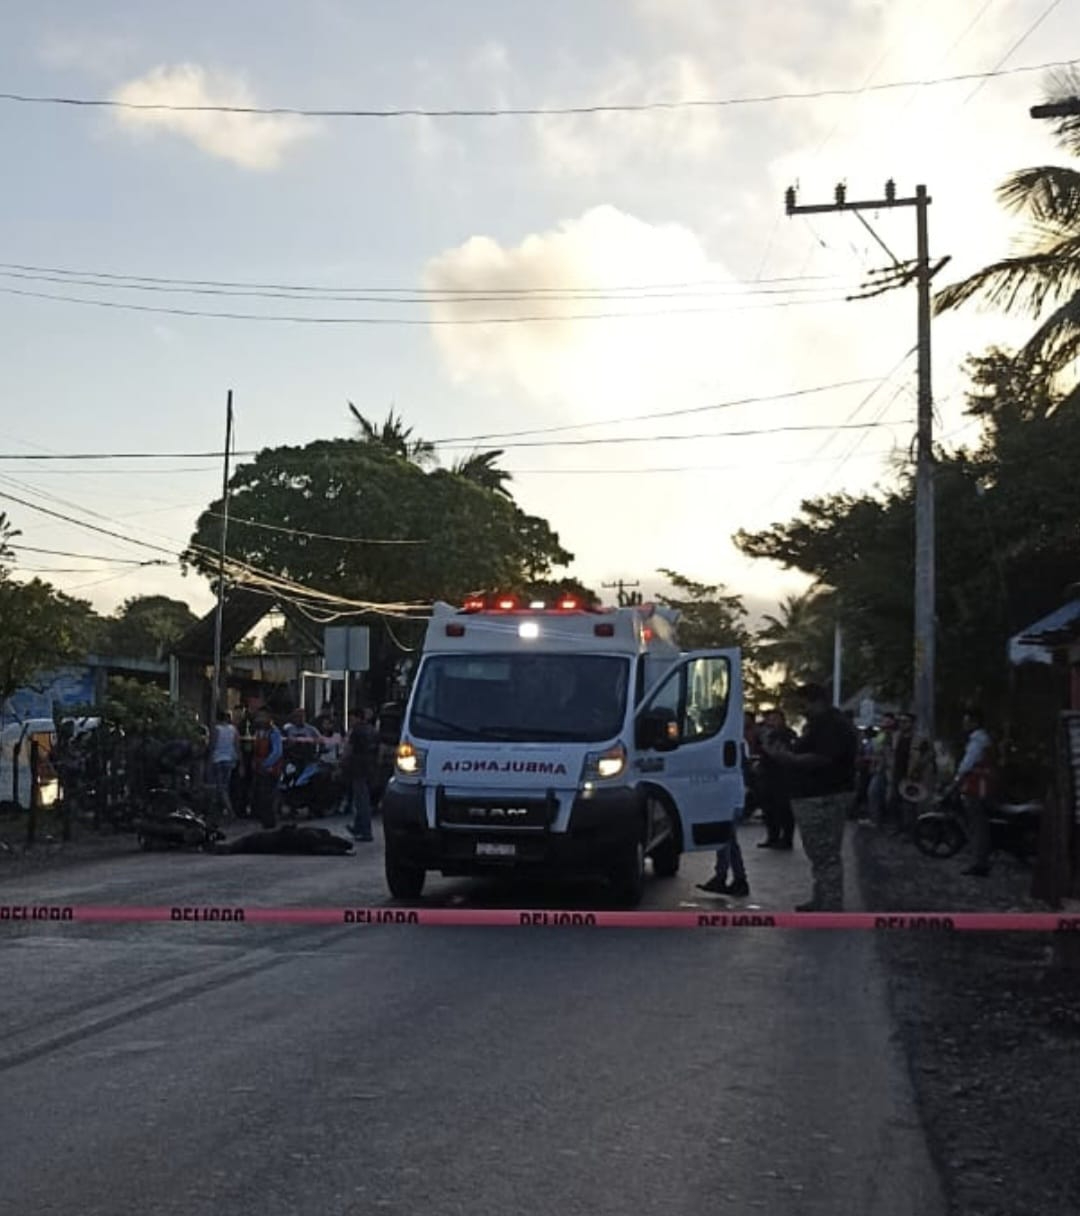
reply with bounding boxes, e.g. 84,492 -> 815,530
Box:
324,626 -> 370,673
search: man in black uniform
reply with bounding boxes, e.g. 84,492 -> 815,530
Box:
762,683 -> 857,911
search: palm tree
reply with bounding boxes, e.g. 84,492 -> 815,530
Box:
935,71 -> 1080,384
756,588 -> 835,687
347,404 -> 437,467
451,450 -> 514,498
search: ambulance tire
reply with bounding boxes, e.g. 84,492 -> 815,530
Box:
609,836 -> 646,908
650,832 -> 680,878
385,843 -> 426,900
646,795 -> 680,877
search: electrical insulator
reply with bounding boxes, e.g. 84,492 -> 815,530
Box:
885,178 -> 896,203
835,182 -> 847,205
785,185 -> 796,213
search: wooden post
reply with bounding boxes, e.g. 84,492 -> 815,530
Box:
26,740 -> 39,847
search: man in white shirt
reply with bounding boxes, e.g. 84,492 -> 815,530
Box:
948,708 -> 995,877
209,710 -> 241,817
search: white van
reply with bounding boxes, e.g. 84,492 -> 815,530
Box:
381,595 -> 745,905
0,719 -> 59,810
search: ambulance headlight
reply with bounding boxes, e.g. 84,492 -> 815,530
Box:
582,742 -> 627,783
395,741 -> 426,776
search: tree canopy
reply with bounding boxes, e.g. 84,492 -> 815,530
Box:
185,436 -> 576,699
735,350 -> 1080,728
0,513 -> 100,708
102,595 -> 198,659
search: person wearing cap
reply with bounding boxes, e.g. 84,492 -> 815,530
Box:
762,682 -> 858,911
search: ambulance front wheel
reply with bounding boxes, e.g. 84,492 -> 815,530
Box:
609,836 -> 646,908
385,842 -> 426,900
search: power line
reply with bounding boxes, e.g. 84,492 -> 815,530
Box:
0,58 -> 1071,118
216,514 -> 427,545
433,420 -> 904,452
0,259 -> 847,295
8,543 -> 166,562
432,377 -> 883,443
965,0 -> 1066,102
0,265 -> 853,304
0,488 -> 179,556
503,449 -> 898,475
0,283 -> 858,324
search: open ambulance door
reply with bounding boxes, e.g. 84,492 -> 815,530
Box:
634,650 -> 745,850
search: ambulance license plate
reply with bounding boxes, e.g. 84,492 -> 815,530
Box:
476,842 -> 516,858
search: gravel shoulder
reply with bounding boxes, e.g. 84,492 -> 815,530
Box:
855,823 -> 1080,1216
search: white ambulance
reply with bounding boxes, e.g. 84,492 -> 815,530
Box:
381,593 -> 745,905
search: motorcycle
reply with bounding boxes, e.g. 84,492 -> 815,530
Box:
278,739 -> 340,819
913,787 -> 1042,862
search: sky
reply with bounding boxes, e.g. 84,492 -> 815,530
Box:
0,0 -> 1074,624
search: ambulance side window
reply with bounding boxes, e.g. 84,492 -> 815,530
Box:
682,656 -> 731,742
648,666 -> 684,725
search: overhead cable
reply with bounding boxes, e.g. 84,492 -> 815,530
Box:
0,58 -> 1071,118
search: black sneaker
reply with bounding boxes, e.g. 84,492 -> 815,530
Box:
724,879 -> 750,897
696,876 -> 728,895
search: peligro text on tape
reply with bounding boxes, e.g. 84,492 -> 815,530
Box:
3,905 -> 1080,931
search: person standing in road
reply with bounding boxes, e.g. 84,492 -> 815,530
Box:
251,709 -> 284,829
344,708 -> 378,842
947,707 -> 996,877
763,683 -> 857,912
209,710 -> 240,818
757,707 -> 797,850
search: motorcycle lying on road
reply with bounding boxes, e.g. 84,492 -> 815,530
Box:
912,787 -> 1042,862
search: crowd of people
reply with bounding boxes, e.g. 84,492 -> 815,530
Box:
698,688 -> 1000,910
207,704 -> 384,841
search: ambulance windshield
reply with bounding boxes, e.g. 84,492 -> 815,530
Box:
409,653 -> 630,743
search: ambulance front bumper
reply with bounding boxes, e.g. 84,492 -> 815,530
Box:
381,781 -> 644,877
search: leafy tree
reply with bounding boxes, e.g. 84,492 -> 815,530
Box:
348,404 -> 437,467
103,595 -> 198,659
185,439 -> 573,700
653,568 -> 768,703
655,569 -> 753,651
757,588 -> 835,681
935,70 -> 1080,387
735,349 -> 1080,731
97,677 -> 202,741
452,450 -> 514,498
0,578 -> 100,709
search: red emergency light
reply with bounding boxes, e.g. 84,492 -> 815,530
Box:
557,596 -> 580,611
495,595 -> 518,611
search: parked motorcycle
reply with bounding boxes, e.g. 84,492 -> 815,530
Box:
913,787 -> 1042,862
278,744 -> 340,820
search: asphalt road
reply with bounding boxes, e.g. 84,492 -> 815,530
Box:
0,816 -> 944,1216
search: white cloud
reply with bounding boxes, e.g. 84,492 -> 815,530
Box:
110,64 -> 314,170
422,206 -> 913,590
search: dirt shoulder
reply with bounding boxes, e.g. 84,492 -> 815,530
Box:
855,824 -> 1080,1216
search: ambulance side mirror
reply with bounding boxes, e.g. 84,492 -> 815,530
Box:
636,707 -> 680,752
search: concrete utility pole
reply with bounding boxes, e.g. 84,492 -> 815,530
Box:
603,579 -> 642,607
785,181 -> 940,742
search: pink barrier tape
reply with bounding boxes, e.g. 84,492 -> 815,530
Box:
2,905 -> 1080,931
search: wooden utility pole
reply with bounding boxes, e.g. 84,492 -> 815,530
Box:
603,578 -> 642,607
210,390 -> 234,718
785,181 -> 940,742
